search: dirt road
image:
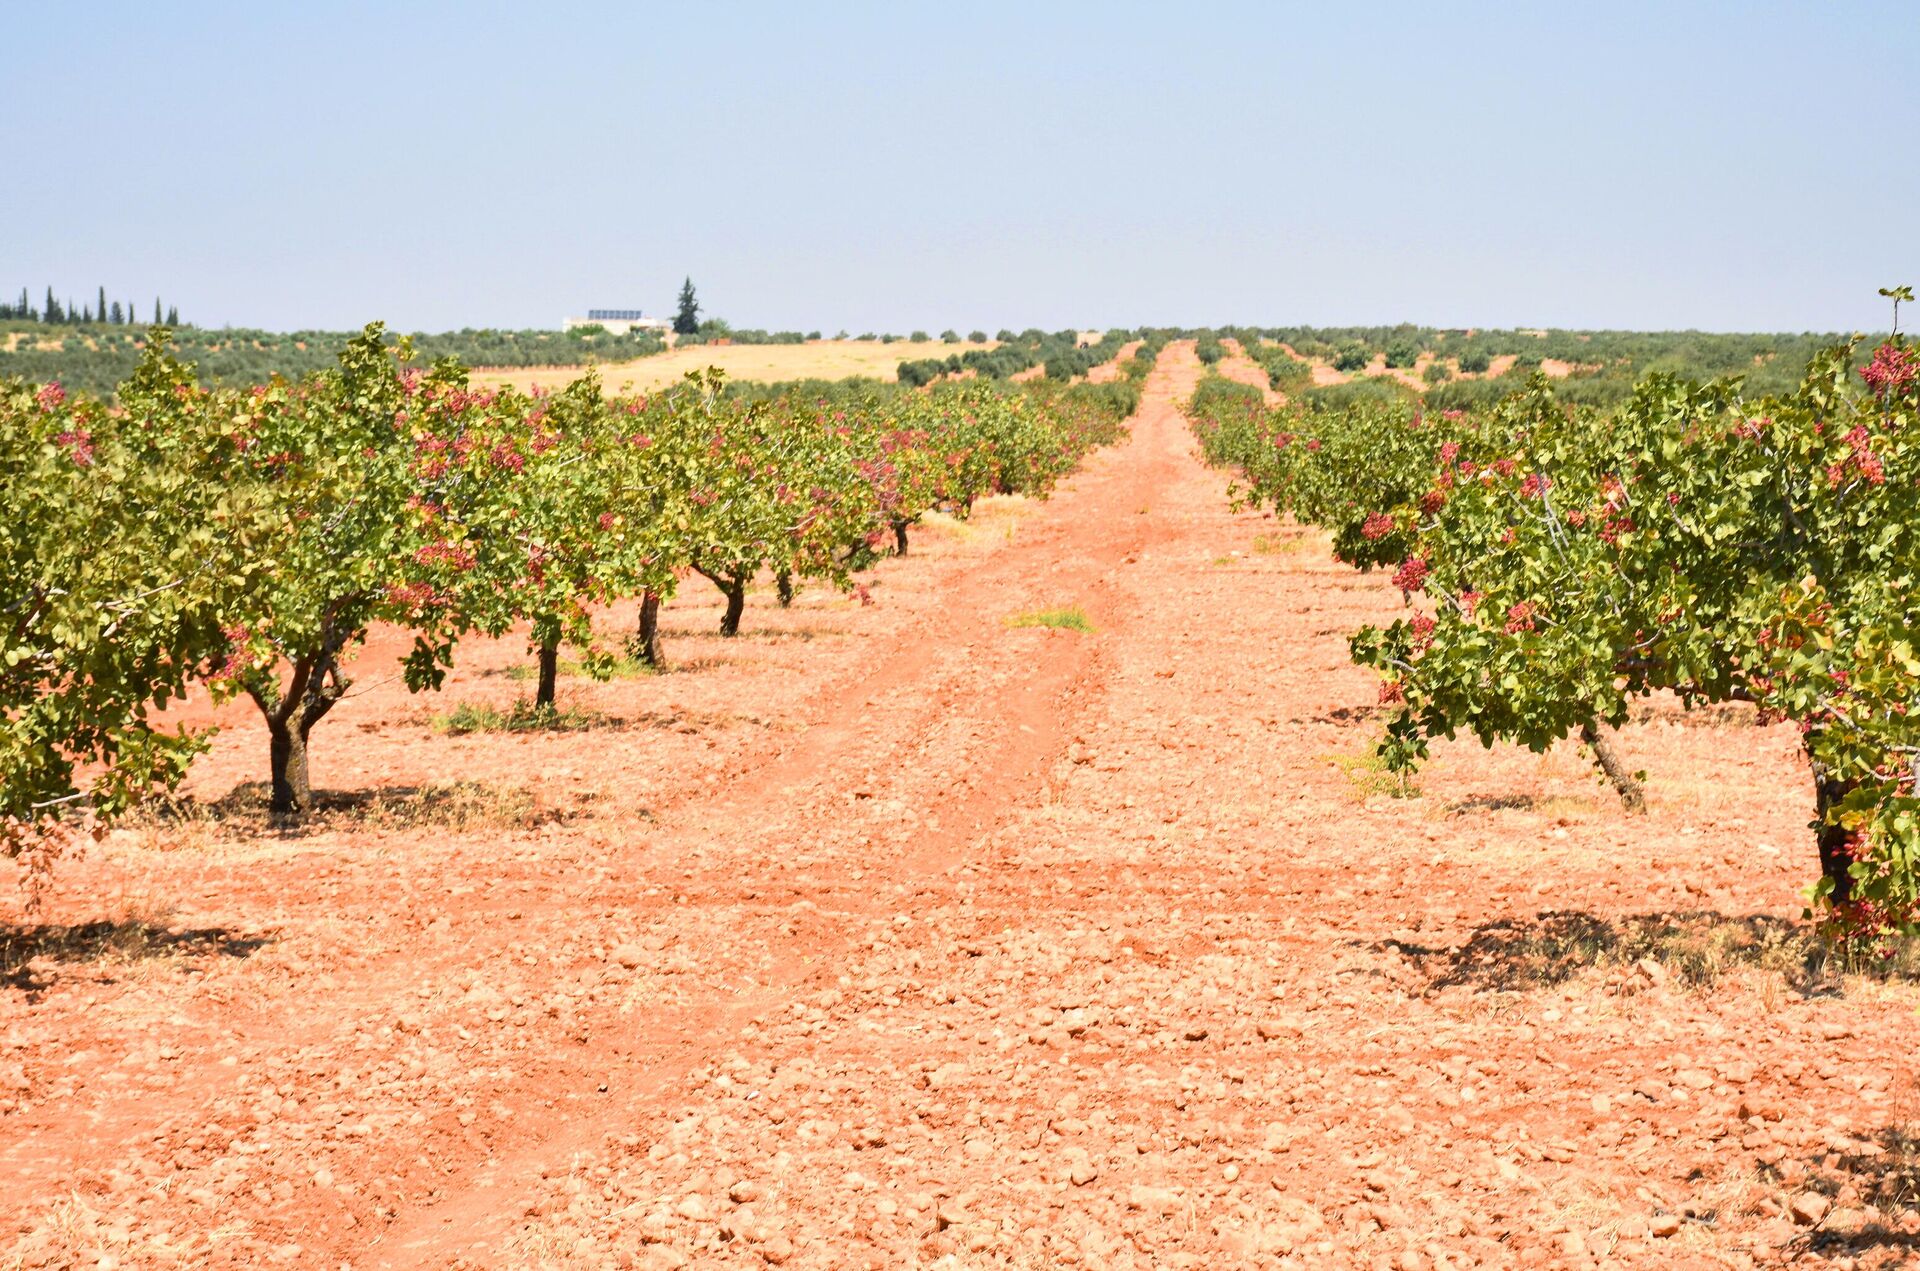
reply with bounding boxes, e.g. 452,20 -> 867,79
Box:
5,346 -> 1915,1269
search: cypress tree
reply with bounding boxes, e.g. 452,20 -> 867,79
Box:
154,297 -> 162,325
17,288 -> 27,320
673,278 -> 700,335
109,301 -> 123,324
98,285 -> 106,323
46,287 -> 58,322
166,305 -> 178,325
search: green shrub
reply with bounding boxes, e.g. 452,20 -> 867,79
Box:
1423,376 -> 1519,413
433,699 -> 604,735
1185,374 -> 1264,418
897,360 -> 941,388
1302,376 -> 1416,411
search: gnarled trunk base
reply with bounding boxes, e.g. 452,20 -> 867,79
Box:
268,718 -> 313,815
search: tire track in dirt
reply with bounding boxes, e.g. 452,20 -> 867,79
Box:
364,354 -> 1202,1267
1217,337 -> 1286,405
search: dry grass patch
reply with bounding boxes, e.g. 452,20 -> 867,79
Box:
315,780 -> 544,832
3,902 -> 270,993
131,778 -> 549,849
915,508 -> 975,542
1629,699 -> 1760,729
1252,531 -> 1307,556
1444,791 -> 1599,821
1791,1123 -> 1920,1251
5,1192 -> 198,1268
1326,742 -> 1420,800
1388,910 -> 1920,996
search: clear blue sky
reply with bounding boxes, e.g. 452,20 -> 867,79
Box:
10,2 -> 1915,334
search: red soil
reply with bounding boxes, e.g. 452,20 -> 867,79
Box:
1218,339 -> 1287,405
1086,341 -> 1144,385
4,346 -> 1915,1269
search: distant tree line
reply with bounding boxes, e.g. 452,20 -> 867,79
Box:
896,328 -> 1129,388
1170,322 -> 1875,410
1243,323 -> 1863,402
0,320 -> 671,400
0,285 -> 177,326
672,316 -> 817,348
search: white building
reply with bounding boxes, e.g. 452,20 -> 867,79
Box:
564,309 -> 673,335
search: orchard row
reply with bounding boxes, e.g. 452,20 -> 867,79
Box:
1188,309 -> 1920,941
2,325 -> 1139,865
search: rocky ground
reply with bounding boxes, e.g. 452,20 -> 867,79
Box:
4,345 -> 1917,1270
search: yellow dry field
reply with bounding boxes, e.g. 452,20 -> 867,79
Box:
466,339 -> 995,395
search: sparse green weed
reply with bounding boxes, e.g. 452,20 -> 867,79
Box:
433,699 -> 605,735
1006,606 -> 1095,633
